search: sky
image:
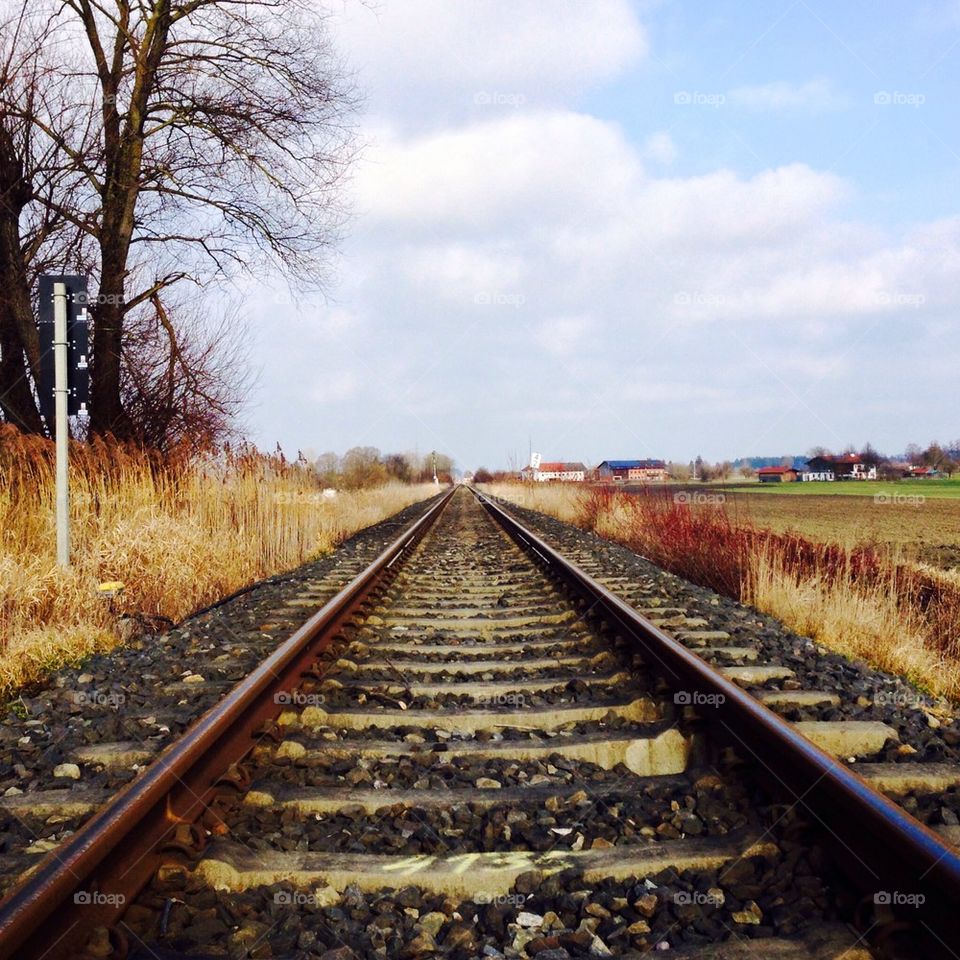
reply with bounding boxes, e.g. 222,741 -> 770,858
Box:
244,0 -> 960,471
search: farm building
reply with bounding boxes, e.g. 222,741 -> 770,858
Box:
757,466 -> 798,483
520,461 -> 587,482
802,455 -> 877,481
906,465 -> 941,478
596,459 -> 669,483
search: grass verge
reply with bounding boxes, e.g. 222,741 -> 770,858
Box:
1,426 -> 436,697
484,482 -> 960,701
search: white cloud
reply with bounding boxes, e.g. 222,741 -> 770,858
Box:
535,316 -> 592,356
311,371 -> 358,403
245,12 -> 960,466
641,131 -> 678,165
335,0 -> 647,129
354,111 -> 641,235
727,77 -> 851,113
401,244 -> 524,300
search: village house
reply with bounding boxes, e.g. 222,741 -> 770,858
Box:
801,454 -> 877,481
520,461 -> 587,482
596,459 -> 669,483
757,466 -> 798,483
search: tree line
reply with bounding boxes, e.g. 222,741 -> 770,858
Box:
306,448 -> 456,491
0,0 -> 354,450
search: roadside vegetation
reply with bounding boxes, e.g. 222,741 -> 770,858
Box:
484,482 -> 960,701
0,426 -> 438,698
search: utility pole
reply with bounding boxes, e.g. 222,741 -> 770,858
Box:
432,451 -> 438,485
38,274 -> 89,568
53,282 -> 70,566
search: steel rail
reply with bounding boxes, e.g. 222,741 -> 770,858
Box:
474,488 -> 960,958
0,487 -> 455,960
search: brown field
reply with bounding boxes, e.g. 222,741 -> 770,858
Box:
718,492 -> 960,572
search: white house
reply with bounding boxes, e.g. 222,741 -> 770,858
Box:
520,461 -> 587,482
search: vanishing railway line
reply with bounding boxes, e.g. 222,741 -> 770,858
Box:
1,487 -> 959,959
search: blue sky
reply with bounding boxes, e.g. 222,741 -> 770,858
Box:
592,1 -> 960,227
244,0 -> 960,470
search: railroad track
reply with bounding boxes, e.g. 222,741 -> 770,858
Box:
1,486 -> 959,959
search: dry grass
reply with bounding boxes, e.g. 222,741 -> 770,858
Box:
1,426 -> 436,697
746,548 -> 960,698
486,482 -> 960,701
483,482 -> 589,525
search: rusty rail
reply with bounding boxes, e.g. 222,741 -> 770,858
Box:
474,488 -> 960,958
0,487 -> 455,960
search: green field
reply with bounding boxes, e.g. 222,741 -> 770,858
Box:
717,478 -> 960,499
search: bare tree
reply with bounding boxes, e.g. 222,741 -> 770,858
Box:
340,446 -> 387,490
0,0 -> 355,441
119,291 -> 250,450
0,5 -> 91,432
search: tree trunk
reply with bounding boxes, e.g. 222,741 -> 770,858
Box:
0,123 -> 44,433
0,307 -> 44,432
88,256 -> 131,438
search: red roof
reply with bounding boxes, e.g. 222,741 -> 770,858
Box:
538,461 -> 585,472
811,454 -> 862,465
758,465 -> 794,474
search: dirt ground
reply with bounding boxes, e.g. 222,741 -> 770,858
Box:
718,491 -> 960,571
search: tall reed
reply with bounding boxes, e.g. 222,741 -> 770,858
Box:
485,482 -> 960,700
0,426 -> 435,696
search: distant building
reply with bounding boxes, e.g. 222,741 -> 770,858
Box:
596,459 -> 668,483
520,461 -> 587,482
757,466 -> 798,483
802,455 -> 877,481
907,465 -> 940,478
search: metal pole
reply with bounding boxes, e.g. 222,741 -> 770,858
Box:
53,282 -> 70,567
